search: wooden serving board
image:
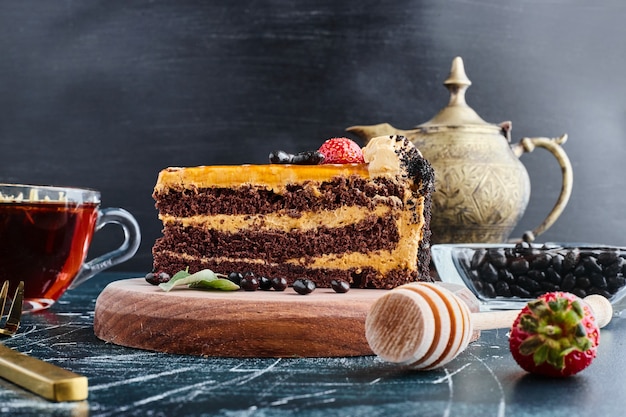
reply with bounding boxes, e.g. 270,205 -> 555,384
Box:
94,278 -> 479,358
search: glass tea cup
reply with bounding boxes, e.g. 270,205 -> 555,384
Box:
0,183 -> 141,312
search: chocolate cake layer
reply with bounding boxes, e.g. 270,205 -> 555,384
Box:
154,214 -> 399,264
155,176 -> 404,217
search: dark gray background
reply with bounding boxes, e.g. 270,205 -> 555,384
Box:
1,0 -> 625,272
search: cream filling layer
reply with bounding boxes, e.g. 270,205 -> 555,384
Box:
160,248 -> 414,275
159,204 -> 398,233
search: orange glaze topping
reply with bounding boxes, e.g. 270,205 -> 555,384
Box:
154,163 -> 371,192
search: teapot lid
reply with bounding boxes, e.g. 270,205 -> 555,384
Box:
419,57 -> 497,129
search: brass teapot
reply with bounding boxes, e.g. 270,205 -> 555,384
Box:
347,57 -> 572,244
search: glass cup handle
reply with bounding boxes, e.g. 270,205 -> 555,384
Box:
69,208 -> 141,289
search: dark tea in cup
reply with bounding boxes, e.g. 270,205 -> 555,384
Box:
0,184 -> 141,312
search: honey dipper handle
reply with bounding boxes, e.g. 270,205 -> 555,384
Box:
470,309 -> 520,331
471,294 -> 613,331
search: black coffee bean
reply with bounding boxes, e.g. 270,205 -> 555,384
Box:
258,276 -> 273,291
531,253 -> 552,270
479,262 -> 499,284
495,281 -> 512,297
604,258 -> 624,277
527,270 -> 546,283
540,282 -> 559,292
482,282 -> 497,298
290,151 -> 325,165
331,279 -> 350,293
608,275 -> 626,291
271,277 -> 288,291
575,276 -> 591,289
582,256 -> 603,274
240,276 -> 259,291
589,273 -> 607,289
510,284 -> 531,298
145,271 -> 171,285
545,267 -> 562,284
551,253 -> 564,273
561,273 -> 576,291
510,258 -> 529,275
517,276 -> 541,293
598,250 -> 620,266
228,272 -> 243,285
498,269 -> 516,284
269,150 -> 293,164
470,249 -> 487,269
469,269 -> 481,282
563,251 -> 579,272
487,248 -> 507,268
293,279 -> 316,295
573,264 -> 587,277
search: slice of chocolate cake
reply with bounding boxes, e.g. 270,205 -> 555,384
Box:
152,135 -> 434,289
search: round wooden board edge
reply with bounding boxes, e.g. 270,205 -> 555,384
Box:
93,277 -> 388,358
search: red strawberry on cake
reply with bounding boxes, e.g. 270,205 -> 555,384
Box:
318,137 -> 365,164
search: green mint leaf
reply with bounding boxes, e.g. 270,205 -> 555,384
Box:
159,268 -> 238,292
171,268 -> 191,281
158,269 -> 191,291
159,275 -> 196,292
189,278 -> 240,291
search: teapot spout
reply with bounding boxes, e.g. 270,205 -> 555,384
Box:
346,123 -> 408,144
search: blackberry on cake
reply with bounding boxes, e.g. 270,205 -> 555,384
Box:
151,135 -> 434,289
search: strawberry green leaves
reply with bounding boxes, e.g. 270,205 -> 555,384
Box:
509,291 -> 600,377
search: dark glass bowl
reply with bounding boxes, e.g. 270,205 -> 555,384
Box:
431,243 -> 626,311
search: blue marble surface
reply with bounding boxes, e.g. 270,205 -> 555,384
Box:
1,272 -> 625,417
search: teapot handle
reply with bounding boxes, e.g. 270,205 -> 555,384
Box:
511,134 -> 573,242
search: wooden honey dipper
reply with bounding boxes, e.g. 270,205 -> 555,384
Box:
365,282 -> 613,370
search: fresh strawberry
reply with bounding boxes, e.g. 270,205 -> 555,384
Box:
317,137 -> 364,164
509,291 -> 599,377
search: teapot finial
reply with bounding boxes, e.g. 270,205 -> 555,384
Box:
445,56 -> 472,88
445,57 -> 472,108
419,56 -> 489,127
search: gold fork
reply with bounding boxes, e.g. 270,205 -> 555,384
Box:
0,280 -> 88,402
0,280 -> 23,336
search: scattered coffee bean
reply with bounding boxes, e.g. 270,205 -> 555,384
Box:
227,272 -> 243,286
271,277 -> 288,291
145,271 -> 171,285
331,279 -> 350,293
258,276 -> 273,291
240,275 -> 259,291
293,279 -> 316,295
